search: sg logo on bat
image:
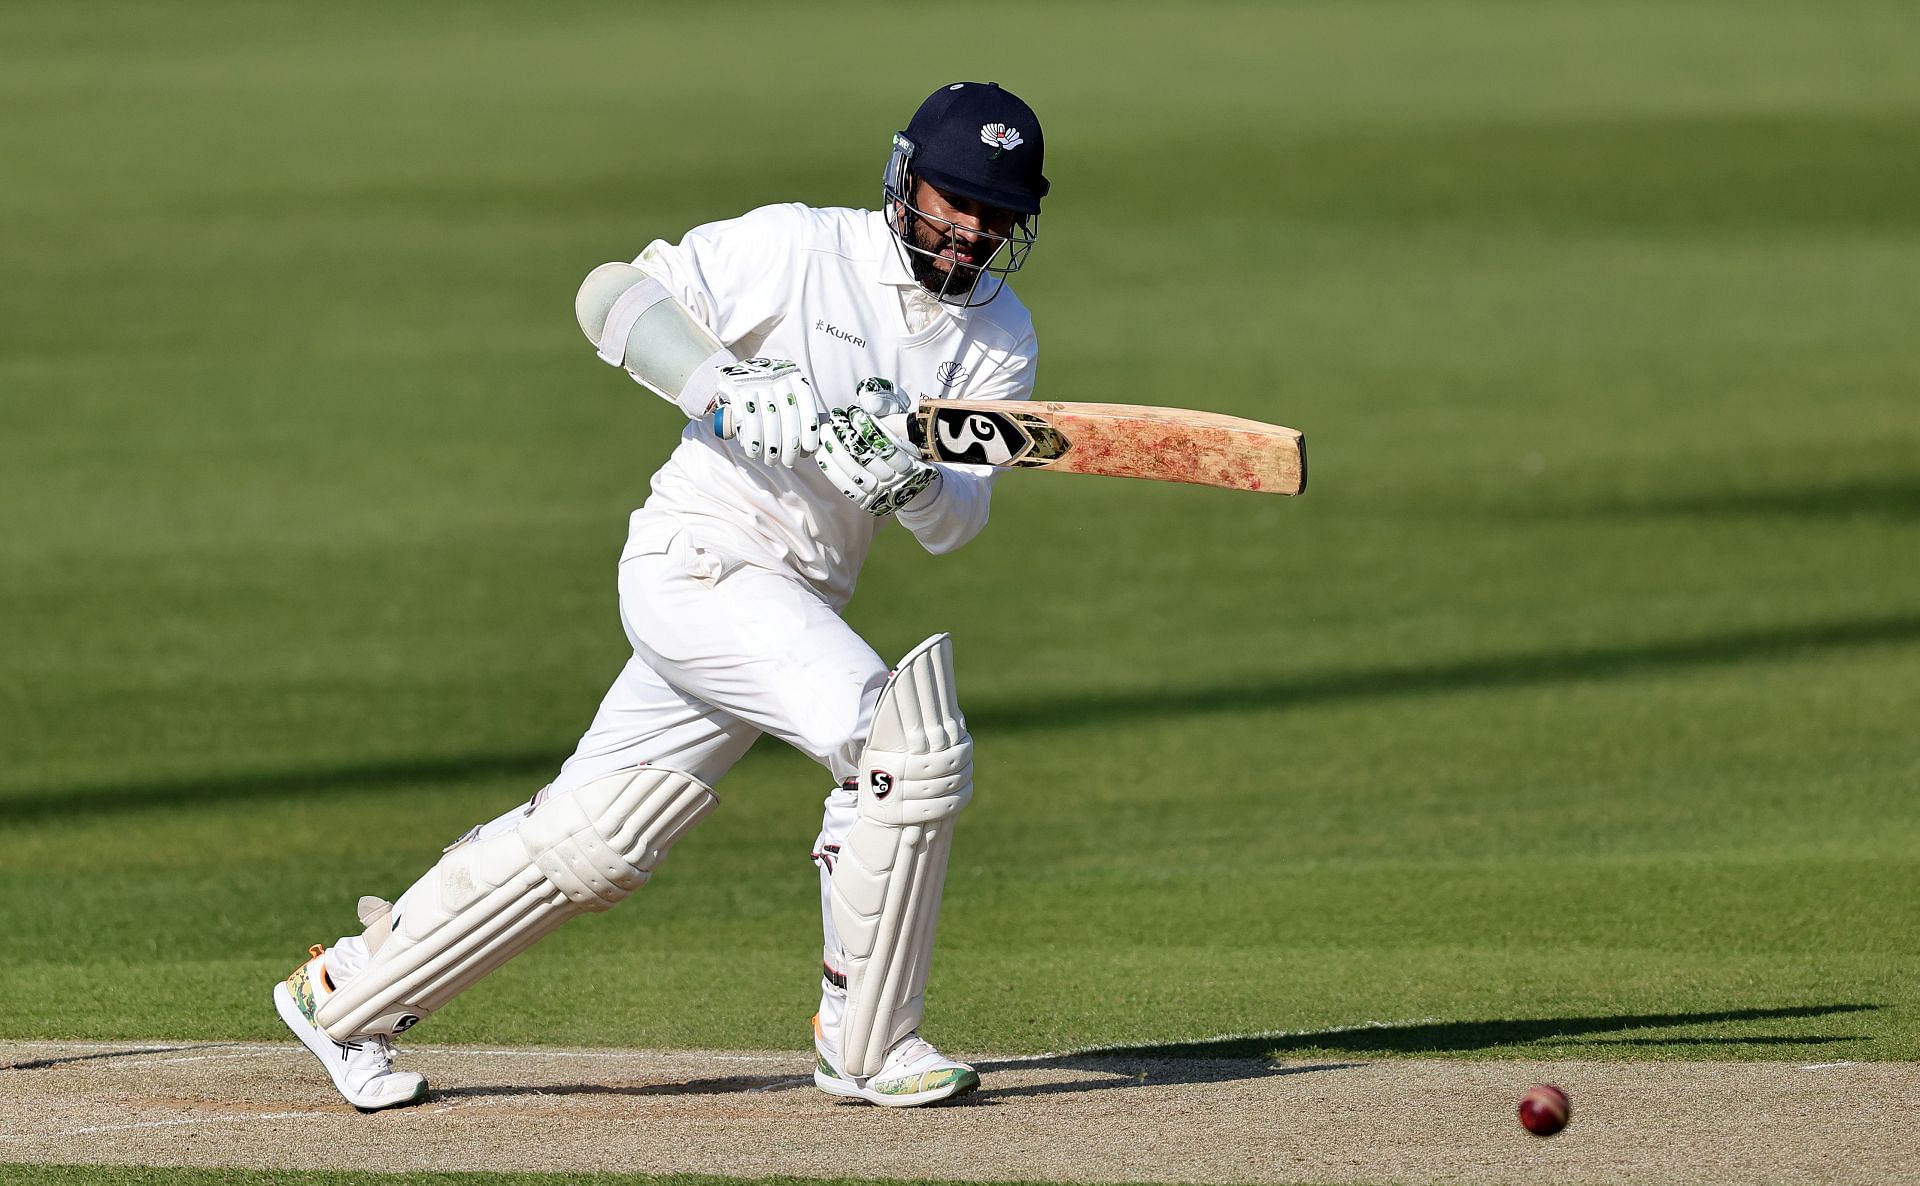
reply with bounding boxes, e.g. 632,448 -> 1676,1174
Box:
929,407 -> 1035,467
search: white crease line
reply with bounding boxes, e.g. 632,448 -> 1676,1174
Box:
0,1110 -> 334,1142
111,1050 -> 288,1070
3,1043 -> 228,1057
6,1045 -> 269,1072
417,1047 -> 800,1064
1801,1061 -> 1857,1071
6,1042 -> 802,1066
3,1041 -> 208,1050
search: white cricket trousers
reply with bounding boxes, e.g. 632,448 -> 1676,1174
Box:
333,514 -> 877,996
557,514 -> 889,791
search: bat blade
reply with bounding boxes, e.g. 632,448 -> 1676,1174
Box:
905,400 -> 1306,495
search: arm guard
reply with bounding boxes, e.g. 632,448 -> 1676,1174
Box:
575,262 -> 737,419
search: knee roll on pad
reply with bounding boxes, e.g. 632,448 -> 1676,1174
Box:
829,633 -> 973,1077
316,766 -> 717,1040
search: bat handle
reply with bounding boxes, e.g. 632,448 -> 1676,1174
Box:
889,410 -> 930,456
879,411 -> 921,456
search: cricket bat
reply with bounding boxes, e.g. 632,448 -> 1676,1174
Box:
892,399 -> 1306,496
717,397 -> 1305,495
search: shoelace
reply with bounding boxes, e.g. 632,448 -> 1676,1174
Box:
887,1034 -> 938,1068
359,1034 -> 396,1070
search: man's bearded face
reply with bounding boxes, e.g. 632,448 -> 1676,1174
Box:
897,180 -> 1020,298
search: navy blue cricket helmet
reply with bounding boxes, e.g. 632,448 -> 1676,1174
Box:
884,82 -> 1050,306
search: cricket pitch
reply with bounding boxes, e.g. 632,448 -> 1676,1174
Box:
2,1040 -> 1915,1184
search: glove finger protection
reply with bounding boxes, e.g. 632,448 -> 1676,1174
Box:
715,359 -> 821,468
783,378 -> 824,464
817,406 -> 936,516
849,375 -> 914,419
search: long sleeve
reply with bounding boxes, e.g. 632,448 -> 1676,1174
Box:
631,203 -> 812,357
894,338 -> 1036,555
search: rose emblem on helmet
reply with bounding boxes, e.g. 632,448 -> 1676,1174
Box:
979,123 -> 1024,153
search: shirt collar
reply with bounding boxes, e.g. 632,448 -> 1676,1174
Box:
869,209 -> 974,324
872,209 -> 923,289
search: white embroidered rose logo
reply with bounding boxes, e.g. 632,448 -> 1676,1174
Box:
979,123 -> 1023,152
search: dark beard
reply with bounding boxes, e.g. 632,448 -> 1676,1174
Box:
902,207 -> 983,299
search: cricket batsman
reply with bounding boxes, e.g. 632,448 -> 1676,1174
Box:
273,82 -> 1048,1110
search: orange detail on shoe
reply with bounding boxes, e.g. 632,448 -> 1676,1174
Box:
302,945 -> 335,991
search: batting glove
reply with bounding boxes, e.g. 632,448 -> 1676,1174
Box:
713,358 -> 822,468
816,380 -> 935,516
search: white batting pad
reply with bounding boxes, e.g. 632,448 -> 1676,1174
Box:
829,633 -> 974,1076
316,766 -> 717,1040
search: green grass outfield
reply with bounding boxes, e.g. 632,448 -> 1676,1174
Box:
3,0 -> 1917,1151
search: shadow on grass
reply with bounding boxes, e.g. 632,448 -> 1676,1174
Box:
1095,1004 -> 1880,1060
969,612 -> 1920,735
11,612 -> 1920,823
1,750 -> 560,826
1534,475 -> 1920,521
1583,1036 -> 1861,1046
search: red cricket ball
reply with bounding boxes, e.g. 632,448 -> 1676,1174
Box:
1518,1083 -> 1571,1136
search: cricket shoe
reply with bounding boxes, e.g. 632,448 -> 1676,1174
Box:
812,1013 -> 980,1107
273,945 -> 428,1112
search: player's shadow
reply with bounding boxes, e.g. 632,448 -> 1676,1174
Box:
430,1074 -> 815,1101
965,1055 -> 1363,1103
1090,1003 -> 1878,1061
412,1004 -> 1873,1107
960,1002 -> 1877,1103
428,1060 -> 1358,1107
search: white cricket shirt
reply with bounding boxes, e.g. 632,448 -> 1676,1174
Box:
625,203 -> 1038,608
